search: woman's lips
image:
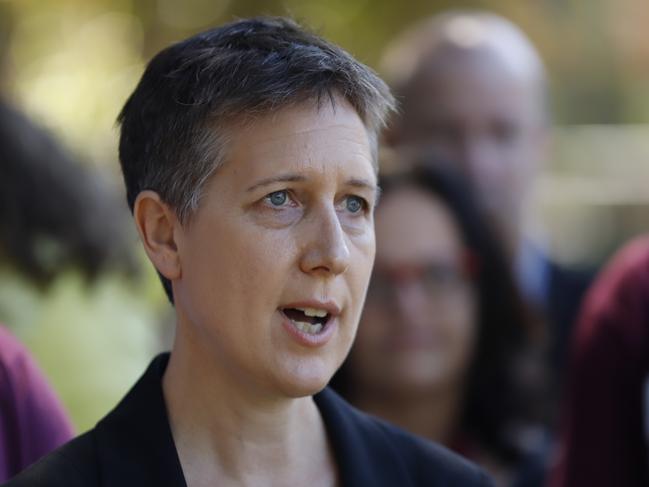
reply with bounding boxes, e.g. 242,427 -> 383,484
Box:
385,329 -> 445,352
282,307 -> 329,334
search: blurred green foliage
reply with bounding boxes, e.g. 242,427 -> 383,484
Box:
3,0 -> 649,149
0,251 -> 169,432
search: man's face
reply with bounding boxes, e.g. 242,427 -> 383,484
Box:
171,99 -> 377,398
397,52 -> 546,237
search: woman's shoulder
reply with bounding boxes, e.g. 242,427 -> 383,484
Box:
315,387 -> 494,486
2,431 -> 99,487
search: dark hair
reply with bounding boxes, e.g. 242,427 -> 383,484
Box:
331,161 -> 535,463
0,100 -> 135,286
117,16 -> 395,303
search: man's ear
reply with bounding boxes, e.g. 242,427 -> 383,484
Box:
133,190 -> 182,281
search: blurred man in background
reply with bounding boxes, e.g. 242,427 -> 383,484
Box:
381,10 -> 592,379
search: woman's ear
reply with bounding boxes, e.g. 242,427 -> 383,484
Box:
133,190 -> 182,281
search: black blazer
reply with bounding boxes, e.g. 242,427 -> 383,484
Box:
4,354 -> 493,486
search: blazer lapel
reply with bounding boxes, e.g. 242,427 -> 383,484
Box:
314,387 -> 415,487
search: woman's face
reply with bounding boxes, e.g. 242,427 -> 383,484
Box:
349,186 -> 478,397
172,99 -> 377,398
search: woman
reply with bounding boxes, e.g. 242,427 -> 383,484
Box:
5,17 -> 492,487
331,162 -> 547,486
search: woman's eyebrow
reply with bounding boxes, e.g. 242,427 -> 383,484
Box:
346,178 -> 380,203
246,173 -> 306,192
246,174 -> 378,197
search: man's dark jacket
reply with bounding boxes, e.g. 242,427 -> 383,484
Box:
4,353 -> 493,486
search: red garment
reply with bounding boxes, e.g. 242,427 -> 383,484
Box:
0,325 -> 74,481
549,237 -> 649,487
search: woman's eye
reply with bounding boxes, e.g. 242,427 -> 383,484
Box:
267,190 -> 289,207
345,195 -> 365,213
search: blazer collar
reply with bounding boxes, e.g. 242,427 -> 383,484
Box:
315,388 -> 415,486
94,353 -> 186,486
93,353 -> 413,487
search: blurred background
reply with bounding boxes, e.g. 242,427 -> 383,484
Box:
1,0 -> 648,432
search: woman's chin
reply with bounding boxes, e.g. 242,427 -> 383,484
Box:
272,361 -> 335,398
279,381 -> 328,399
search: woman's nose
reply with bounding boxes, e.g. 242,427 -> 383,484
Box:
299,207 -> 350,277
392,282 -> 431,327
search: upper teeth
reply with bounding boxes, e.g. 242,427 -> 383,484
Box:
296,307 -> 328,318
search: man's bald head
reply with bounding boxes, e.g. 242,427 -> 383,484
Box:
383,11 -> 549,250
382,11 -> 546,97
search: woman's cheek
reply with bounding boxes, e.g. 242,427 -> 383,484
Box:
338,209 -> 374,236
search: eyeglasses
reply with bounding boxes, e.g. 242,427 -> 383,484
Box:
366,252 -> 479,307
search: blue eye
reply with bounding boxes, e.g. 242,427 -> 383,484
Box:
268,191 -> 288,206
346,196 -> 364,213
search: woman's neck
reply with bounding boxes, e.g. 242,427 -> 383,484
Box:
353,385 -> 463,446
162,333 -> 338,487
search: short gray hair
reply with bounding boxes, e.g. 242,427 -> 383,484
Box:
117,16 -> 395,302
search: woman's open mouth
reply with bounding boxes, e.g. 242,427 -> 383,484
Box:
281,307 -> 331,335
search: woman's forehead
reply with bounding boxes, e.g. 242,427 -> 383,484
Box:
233,98 -> 370,148
218,100 -> 375,186
375,188 -> 463,262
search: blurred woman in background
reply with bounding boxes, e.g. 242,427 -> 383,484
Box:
331,161 -> 548,486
